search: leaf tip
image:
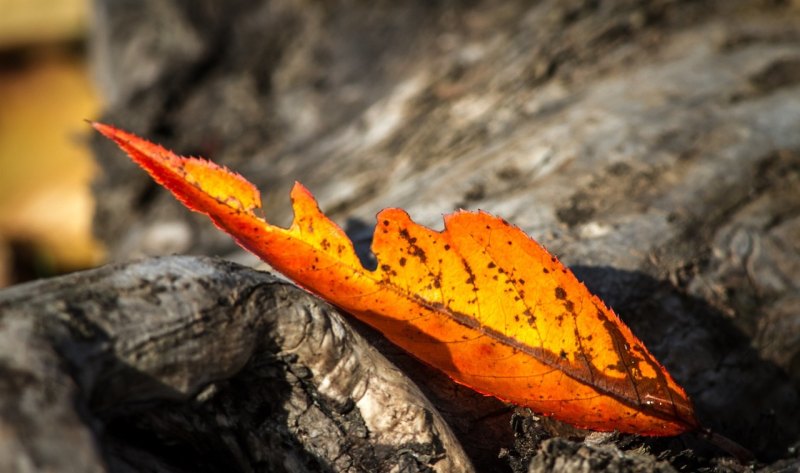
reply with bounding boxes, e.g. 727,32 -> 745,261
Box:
90,121 -> 133,144
90,121 -> 116,138
290,181 -> 314,199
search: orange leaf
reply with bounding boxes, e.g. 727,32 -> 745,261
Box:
94,122 -> 699,436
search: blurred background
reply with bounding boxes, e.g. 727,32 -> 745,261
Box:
0,0 -> 104,286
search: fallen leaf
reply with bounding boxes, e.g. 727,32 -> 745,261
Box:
93,122 -> 699,436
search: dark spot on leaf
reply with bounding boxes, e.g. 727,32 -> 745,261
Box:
399,257 -> 407,267
524,308 -> 536,326
555,287 -> 567,300
399,228 -> 427,263
487,262 -> 496,269
560,350 -> 567,360
462,259 -> 477,287
542,268 -> 549,274
409,247 -> 427,262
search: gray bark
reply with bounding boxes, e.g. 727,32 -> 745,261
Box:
13,0 -> 794,471
0,256 -> 472,473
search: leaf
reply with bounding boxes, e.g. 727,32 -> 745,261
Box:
93,122 -> 699,436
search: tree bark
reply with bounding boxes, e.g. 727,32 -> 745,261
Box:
0,256 -> 473,472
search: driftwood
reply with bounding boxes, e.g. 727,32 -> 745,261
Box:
4,0 -> 797,471
0,256 -> 472,472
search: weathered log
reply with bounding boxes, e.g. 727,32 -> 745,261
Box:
0,256 -> 472,472
81,0 -> 800,471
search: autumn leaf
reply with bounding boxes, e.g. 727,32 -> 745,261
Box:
93,122 -> 699,436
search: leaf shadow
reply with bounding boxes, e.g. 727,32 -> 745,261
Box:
571,265 -> 800,461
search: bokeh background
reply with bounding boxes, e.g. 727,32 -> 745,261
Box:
0,0 -> 103,287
